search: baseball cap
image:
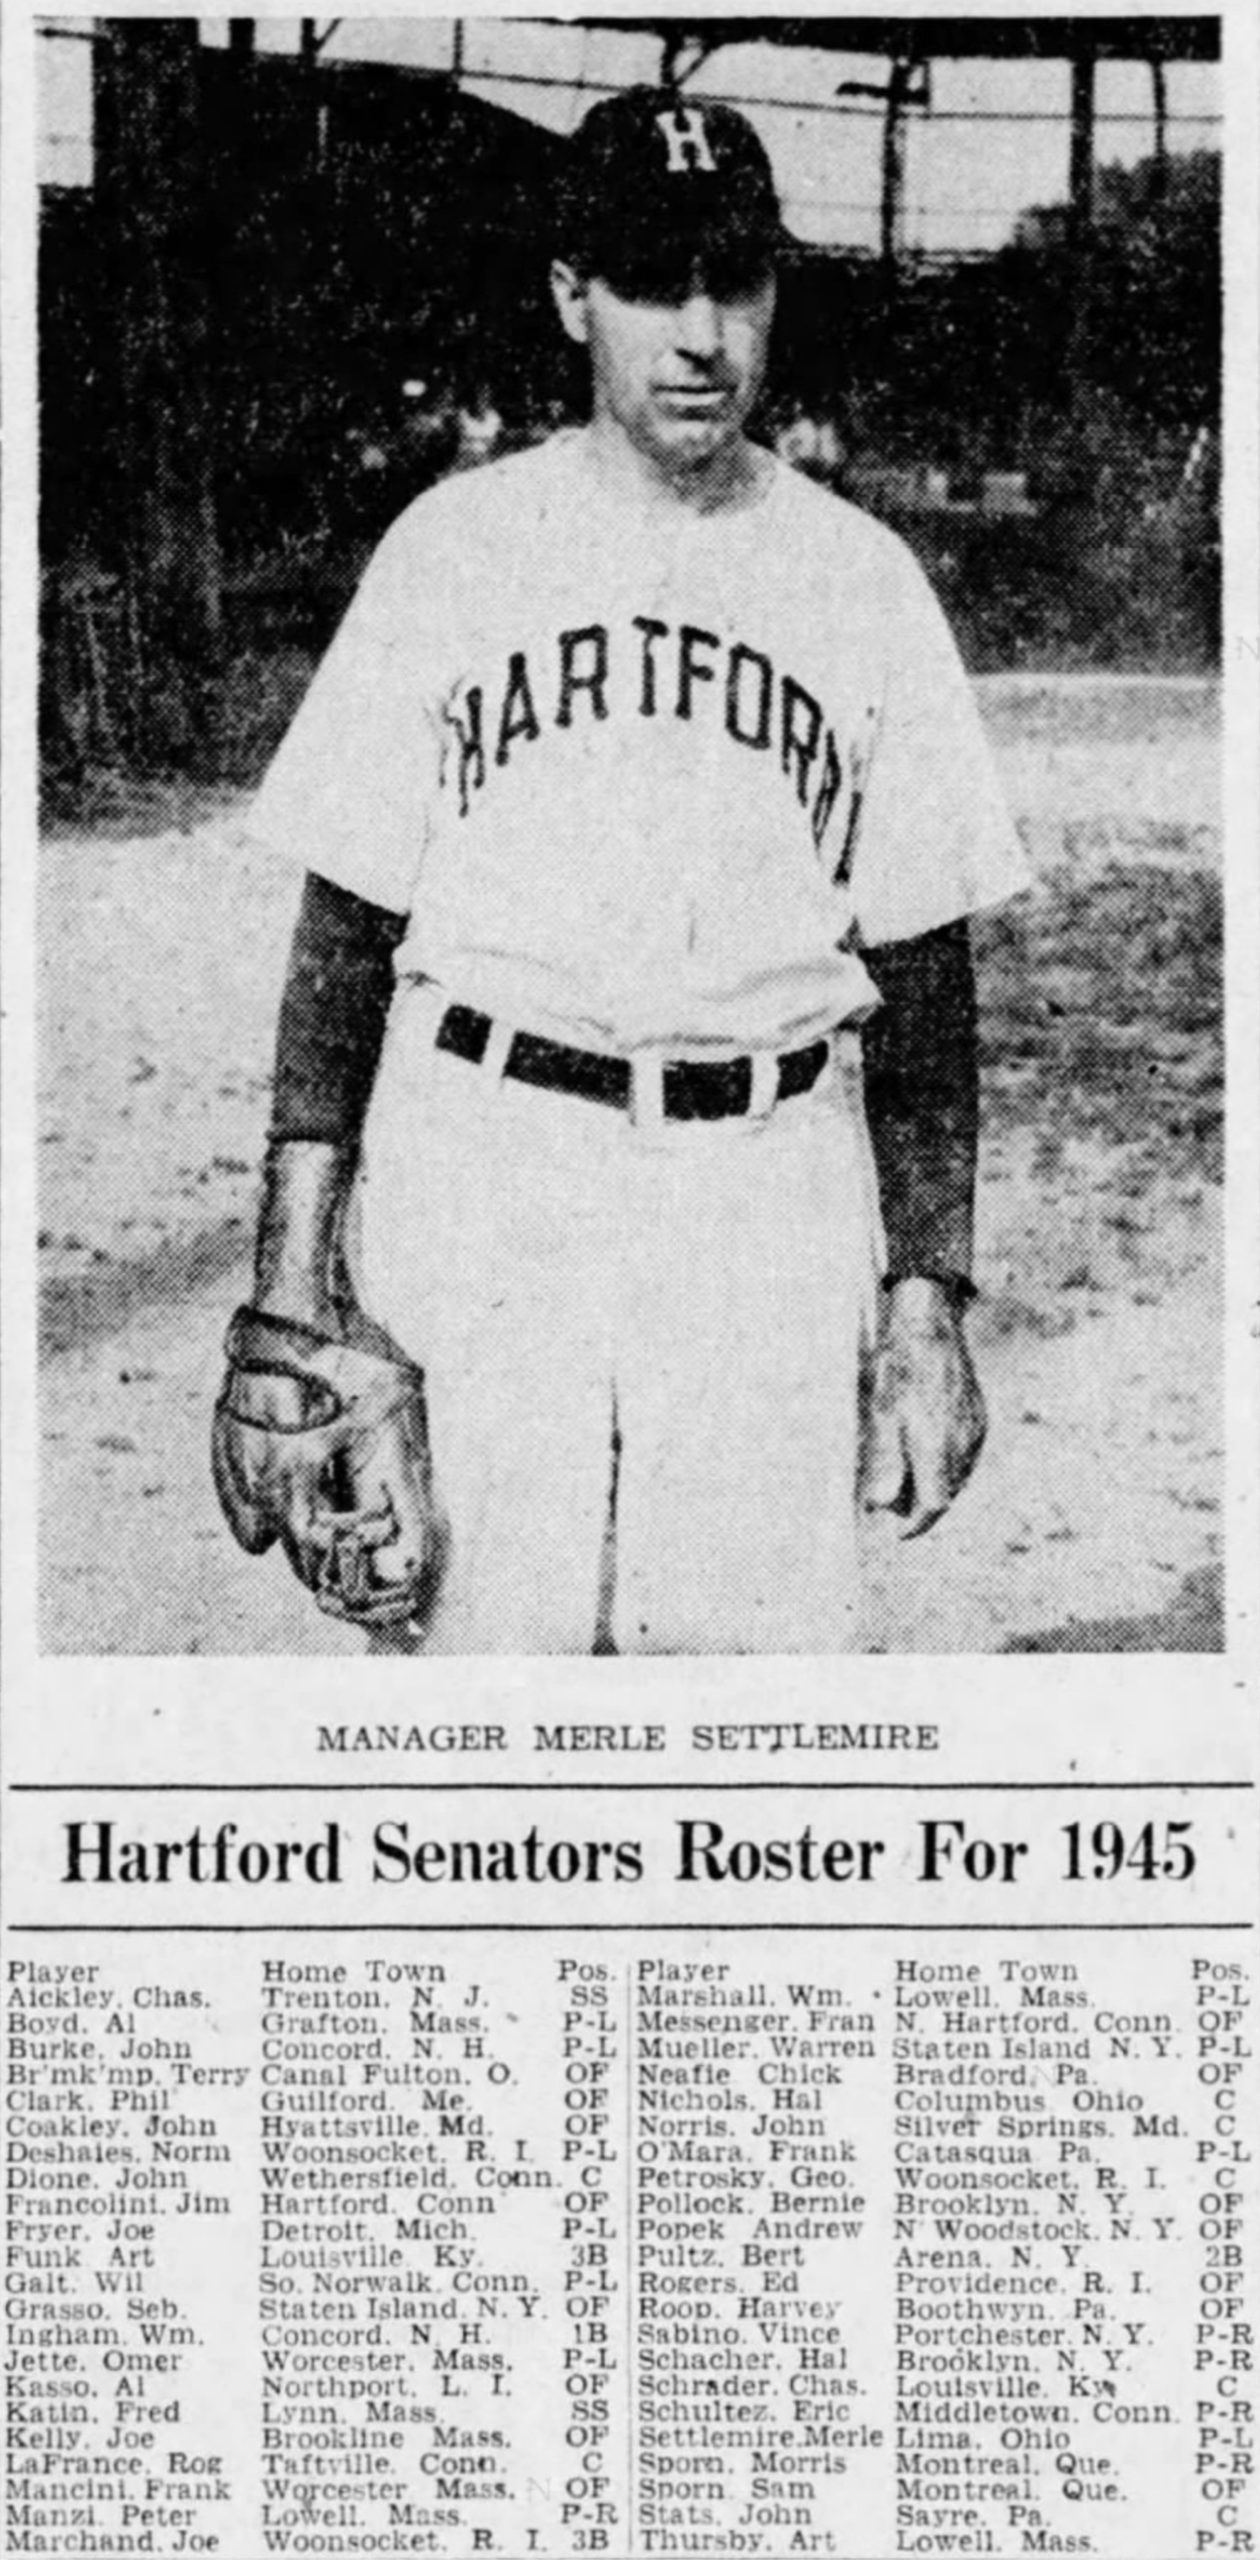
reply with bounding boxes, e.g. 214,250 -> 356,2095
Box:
559,86 -> 786,299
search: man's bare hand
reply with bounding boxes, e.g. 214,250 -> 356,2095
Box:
860,1277 -> 987,1539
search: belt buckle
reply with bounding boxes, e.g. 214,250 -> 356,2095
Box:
481,1019 -> 516,1082
629,1053 -> 666,1133
746,1052 -> 779,1124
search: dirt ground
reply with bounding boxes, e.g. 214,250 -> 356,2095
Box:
38,675 -> 1223,1656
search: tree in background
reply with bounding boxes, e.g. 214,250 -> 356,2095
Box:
94,21 -> 223,762
1010,148 -> 1220,444
1002,150 -> 1220,664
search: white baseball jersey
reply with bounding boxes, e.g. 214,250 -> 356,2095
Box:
252,431 -> 1031,1653
251,429 -> 1030,1053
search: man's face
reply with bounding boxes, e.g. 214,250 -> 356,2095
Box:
552,245 -> 776,479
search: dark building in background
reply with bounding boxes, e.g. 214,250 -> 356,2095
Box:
40,29 -> 569,764
43,34 -> 568,572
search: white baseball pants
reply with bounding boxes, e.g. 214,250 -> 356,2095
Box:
356,988 -> 881,1654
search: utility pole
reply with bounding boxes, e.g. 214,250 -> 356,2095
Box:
1150,58 -> 1168,205
1069,50 -> 1097,245
880,56 -> 914,271
660,30 -> 710,91
1066,49 -> 1098,406
837,52 -> 927,277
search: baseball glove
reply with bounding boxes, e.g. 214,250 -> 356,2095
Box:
212,1306 -> 443,1628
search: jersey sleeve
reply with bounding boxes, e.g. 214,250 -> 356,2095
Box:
846,545 -> 1033,949
245,514 -> 446,917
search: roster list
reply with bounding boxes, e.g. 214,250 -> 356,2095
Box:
4,1938 -> 1253,2557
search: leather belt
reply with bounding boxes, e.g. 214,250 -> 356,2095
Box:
434,1003 -> 830,1123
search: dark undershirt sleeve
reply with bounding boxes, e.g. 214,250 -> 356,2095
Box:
860,918 -> 979,1293
268,871 -> 409,1145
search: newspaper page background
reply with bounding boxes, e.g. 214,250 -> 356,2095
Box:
3,6 -> 1257,2559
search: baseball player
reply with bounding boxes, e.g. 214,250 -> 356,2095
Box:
213,87 -> 1031,1654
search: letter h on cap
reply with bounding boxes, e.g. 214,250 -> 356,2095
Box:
657,105 -> 718,177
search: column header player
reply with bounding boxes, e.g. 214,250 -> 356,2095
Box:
213,87 -> 1031,1652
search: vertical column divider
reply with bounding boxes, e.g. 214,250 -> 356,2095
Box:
625,1954 -> 635,2555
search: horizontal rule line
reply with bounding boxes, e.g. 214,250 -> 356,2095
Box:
6,1922 -> 1253,1936
8,1781 -> 1251,1794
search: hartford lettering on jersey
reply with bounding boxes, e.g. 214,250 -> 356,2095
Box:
443,614 -> 853,871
